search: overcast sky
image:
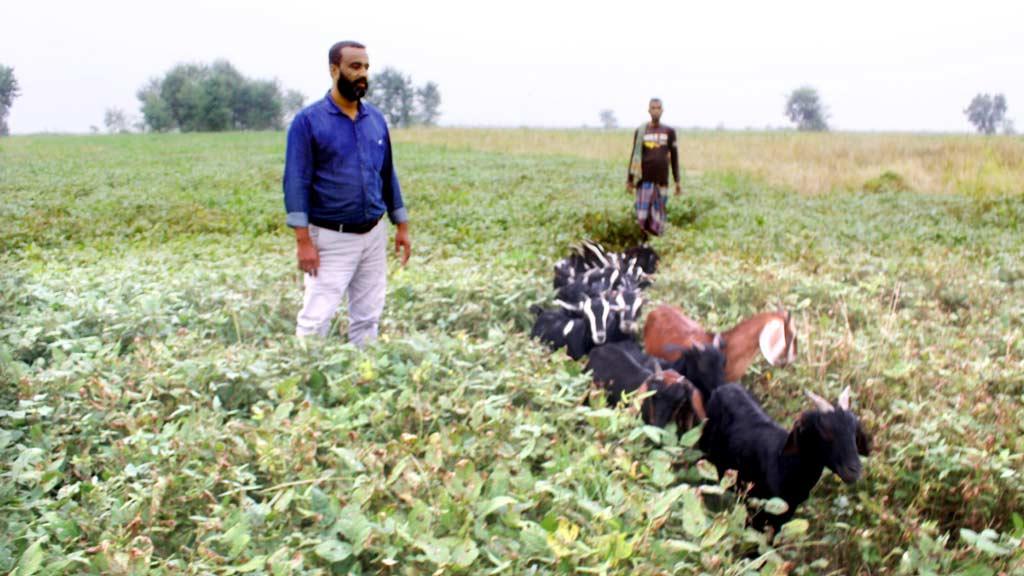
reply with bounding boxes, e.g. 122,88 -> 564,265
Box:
3,0 -> 1022,134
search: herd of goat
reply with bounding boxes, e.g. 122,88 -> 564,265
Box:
530,241 -> 871,530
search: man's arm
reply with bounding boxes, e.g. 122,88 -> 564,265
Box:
627,127 -> 639,193
283,114 -> 319,274
670,128 -> 682,195
380,127 -> 411,266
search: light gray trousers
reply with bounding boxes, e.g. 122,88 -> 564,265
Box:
295,221 -> 388,346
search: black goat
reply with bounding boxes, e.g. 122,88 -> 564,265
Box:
668,341 -> 728,404
698,385 -> 871,530
608,287 -> 645,336
623,245 -> 659,275
530,297 -> 615,360
555,279 -> 603,305
585,341 -> 702,431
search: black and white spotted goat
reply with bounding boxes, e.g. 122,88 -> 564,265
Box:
532,241 -> 658,358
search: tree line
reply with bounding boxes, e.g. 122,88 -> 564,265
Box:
0,60 -> 442,135
781,86 -> 1014,134
0,61 -> 1015,136
132,61 -> 441,133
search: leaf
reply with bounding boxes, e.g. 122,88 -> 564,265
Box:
450,539 -> 479,568
762,498 -> 790,516
678,424 -> 703,448
232,555 -> 267,573
273,489 -> 294,513
546,518 -> 580,557
696,459 -> 719,482
680,489 -> 706,537
416,538 -> 449,565
719,469 -> 738,490
330,447 -> 366,472
776,519 -> 809,544
314,539 -> 353,563
660,538 -> 700,554
15,538 -> 45,576
649,485 -> 687,519
477,496 -> 517,518
700,520 -> 728,548
335,504 -> 373,552
307,369 -> 326,391
275,375 -> 301,400
222,521 -> 251,559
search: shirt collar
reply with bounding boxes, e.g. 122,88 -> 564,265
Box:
323,90 -> 368,119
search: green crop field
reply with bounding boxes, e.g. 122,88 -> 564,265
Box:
1,131 -> 1023,574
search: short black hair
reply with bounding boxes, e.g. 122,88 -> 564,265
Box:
650,98 -> 662,105
329,41 -> 366,67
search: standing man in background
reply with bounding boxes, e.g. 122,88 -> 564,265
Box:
627,98 -> 681,236
283,40 -> 411,346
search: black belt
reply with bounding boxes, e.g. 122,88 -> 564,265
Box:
309,217 -> 381,234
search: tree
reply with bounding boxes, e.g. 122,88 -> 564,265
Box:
104,107 -> 130,133
0,64 -> 21,136
1003,118 -> 1016,136
137,78 -> 175,132
367,68 -> 415,128
137,60 -> 290,132
599,109 -> 618,129
366,68 -> 441,128
964,93 -> 1008,135
282,89 -> 305,126
784,86 -> 829,131
416,82 -> 441,126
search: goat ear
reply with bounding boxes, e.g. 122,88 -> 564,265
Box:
652,359 -> 664,380
805,390 -> 834,413
855,422 -> 872,456
783,418 -> 802,455
554,299 -> 579,312
837,386 -> 851,411
759,318 -> 788,365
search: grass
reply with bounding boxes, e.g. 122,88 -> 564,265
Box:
397,127 -> 1024,197
1,130 -> 1023,574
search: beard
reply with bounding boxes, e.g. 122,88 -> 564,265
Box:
337,74 -> 368,101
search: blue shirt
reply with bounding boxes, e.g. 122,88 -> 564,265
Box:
283,92 -> 407,228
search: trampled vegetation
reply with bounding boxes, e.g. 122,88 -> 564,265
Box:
1,131 -> 1023,574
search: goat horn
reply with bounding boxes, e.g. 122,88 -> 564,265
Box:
838,386 -> 851,411
805,390 -> 834,413
712,333 -> 723,349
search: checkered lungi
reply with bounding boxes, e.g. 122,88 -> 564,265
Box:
635,182 -> 667,236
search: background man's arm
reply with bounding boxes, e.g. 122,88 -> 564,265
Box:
627,128 -> 639,192
670,128 -> 682,195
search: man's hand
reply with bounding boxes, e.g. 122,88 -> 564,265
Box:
395,222 -> 411,266
295,227 -> 319,276
674,182 -> 682,196
626,181 -> 634,194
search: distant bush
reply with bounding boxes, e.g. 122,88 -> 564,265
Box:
137,60 -> 302,132
863,171 -> 912,194
581,210 -> 648,250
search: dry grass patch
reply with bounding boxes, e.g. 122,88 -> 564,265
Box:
396,127 -> 1024,196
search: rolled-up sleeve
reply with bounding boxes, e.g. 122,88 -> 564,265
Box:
380,128 -> 407,224
283,113 -> 313,228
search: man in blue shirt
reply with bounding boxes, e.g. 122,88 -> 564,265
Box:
283,40 -> 411,345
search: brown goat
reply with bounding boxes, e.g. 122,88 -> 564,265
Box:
643,305 -> 798,382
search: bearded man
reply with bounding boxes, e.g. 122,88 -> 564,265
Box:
283,40 -> 412,345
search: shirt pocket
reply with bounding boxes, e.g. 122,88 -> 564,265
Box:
369,136 -> 385,171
